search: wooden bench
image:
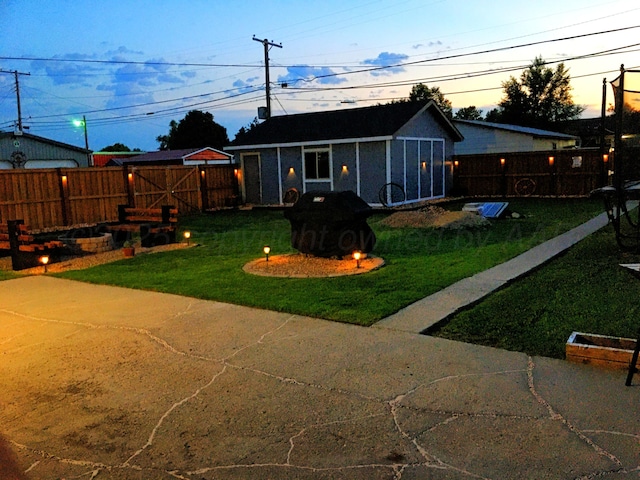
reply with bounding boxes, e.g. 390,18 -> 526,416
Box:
0,220 -> 64,270
107,205 -> 178,247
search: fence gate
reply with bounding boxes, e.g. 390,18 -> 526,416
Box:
131,166 -> 202,213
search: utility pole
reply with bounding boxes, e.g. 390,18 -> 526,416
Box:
0,69 -> 30,132
252,36 -> 282,119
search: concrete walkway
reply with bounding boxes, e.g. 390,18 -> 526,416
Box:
377,212 -> 611,333
1,212 -> 639,480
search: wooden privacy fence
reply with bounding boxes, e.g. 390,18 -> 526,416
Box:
0,164 -> 240,231
452,148 -> 608,198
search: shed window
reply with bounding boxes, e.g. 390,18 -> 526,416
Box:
304,150 -> 330,179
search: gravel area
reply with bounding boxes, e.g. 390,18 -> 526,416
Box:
0,242 -> 190,275
380,205 -> 490,229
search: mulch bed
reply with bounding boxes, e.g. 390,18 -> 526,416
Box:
243,253 -> 385,278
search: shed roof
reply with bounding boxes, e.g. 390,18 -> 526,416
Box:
121,147 -> 232,164
227,101 -> 462,149
453,119 -> 579,140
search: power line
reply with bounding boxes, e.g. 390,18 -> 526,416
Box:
4,25 -> 639,134
2,24 -> 637,76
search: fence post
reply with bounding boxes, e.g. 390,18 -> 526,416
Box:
57,168 -> 70,226
199,166 -> 208,212
548,156 -> 557,197
500,157 -> 507,198
124,166 -> 135,207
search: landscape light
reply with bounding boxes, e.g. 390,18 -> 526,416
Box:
183,231 -> 191,245
500,158 -> 506,166
289,167 -> 295,175
548,156 -> 555,167
39,254 -> 50,273
341,164 -> 348,173
352,250 -> 362,268
263,245 -> 271,262
454,160 -> 459,168
603,154 -> 609,163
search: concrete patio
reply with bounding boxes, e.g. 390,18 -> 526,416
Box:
1,273 -> 638,479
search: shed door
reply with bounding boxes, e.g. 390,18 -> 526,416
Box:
242,154 -> 261,204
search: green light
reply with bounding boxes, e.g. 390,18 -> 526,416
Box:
72,119 -> 84,127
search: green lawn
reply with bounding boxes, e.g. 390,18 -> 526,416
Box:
55,198 -> 604,328
431,226 -> 640,359
0,270 -> 18,282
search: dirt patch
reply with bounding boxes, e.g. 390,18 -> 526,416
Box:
380,205 -> 490,230
244,253 -> 385,278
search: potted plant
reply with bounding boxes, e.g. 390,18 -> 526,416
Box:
122,240 -> 135,257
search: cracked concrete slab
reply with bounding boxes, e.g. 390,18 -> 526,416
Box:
1,275 -> 639,480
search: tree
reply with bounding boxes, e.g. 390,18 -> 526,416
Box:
491,57 -> 584,129
408,83 -> 452,118
100,143 -> 131,152
156,110 -> 229,150
454,106 -> 484,120
234,117 -> 260,143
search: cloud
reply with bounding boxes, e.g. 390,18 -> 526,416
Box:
233,79 -> 258,94
362,52 -> 408,76
413,41 -> 445,50
277,66 -> 346,85
105,46 -> 144,56
30,53 -> 101,86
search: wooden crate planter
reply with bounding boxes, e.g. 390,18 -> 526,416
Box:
566,332 -> 637,370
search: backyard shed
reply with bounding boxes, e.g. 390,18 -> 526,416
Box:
226,101 -> 463,206
0,131 -> 91,169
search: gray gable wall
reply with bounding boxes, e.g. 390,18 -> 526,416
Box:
0,132 -> 90,168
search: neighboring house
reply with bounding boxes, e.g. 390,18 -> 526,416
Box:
453,120 -> 579,155
226,101 -> 463,206
108,147 -> 234,166
0,131 -> 90,169
92,151 -> 146,167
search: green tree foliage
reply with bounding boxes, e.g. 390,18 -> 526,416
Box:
491,57 -> 584,129
234,117 -> 261,142
408,83 -> 452,118
156,110 -> 229,150
454,106 -> 484,120
100,143 -> 131,152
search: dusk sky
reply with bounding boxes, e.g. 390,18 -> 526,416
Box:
1,0 -> 638,152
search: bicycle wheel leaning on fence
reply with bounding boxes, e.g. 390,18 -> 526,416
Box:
378,182 -> 406,207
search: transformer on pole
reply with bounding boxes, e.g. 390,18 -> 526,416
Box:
252,36 -> 282,120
